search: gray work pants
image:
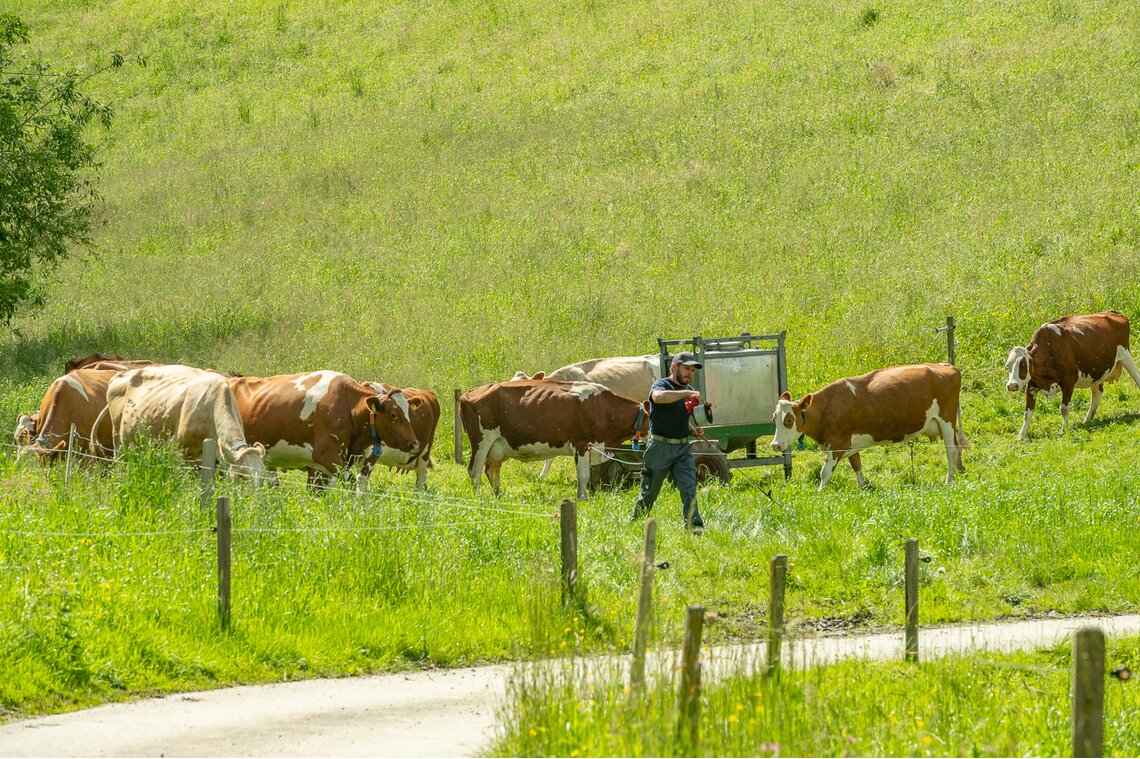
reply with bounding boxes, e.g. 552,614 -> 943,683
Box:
631,439 -> 703,527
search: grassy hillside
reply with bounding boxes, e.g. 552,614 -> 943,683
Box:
3,0 -> 1139,397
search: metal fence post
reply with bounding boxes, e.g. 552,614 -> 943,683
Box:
905,538 -> 919,662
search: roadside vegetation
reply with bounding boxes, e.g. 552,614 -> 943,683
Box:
491,635 -> 1140,756
1,0 -> 1139,744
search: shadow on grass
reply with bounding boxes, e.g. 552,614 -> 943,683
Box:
0,309 -> 278,381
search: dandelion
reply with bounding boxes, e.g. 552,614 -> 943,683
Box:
728,714 -> 738,723
755,704 -> 765,713
915,718 -> 925,729
529,728 -> 538,737
923,735 -> 933,745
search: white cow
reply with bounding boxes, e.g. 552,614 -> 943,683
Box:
512,354 -> 660,476
100,365 -> 267,484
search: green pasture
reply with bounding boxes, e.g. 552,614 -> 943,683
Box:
2,0 -> 1140,742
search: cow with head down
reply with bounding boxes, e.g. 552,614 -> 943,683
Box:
100,365 -> 268,484
770,363 -> 969,490
226,371 -> 419,488
1004,310 -> 1140,440
460,379 -> 650,500
16,369 -> 120,461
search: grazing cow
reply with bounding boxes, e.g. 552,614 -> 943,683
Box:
360,383 -> 440,490
512,354 -> 660,476
18,369 -> 120,461
769,364 -> 969,490
65,352 -> 127,373
460,379 -> 650,500
1004,310 -> 1140,440
101,365 -> 267,483
226,371 -> 419,485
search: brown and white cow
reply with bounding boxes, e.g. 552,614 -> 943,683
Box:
360,382 -> 440,490
226,371 -> 419,486
512,354 -> 660,476
769,364 -> 969,490
17,369 -> 120,461
100,365 -> 267,483
460,379 -> 650,499
1004,310 -> 1140,440
65,352 -> 127,373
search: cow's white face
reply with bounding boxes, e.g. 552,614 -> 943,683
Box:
13,414 -> 36,447
1005,346 -> 1031,392
769,393 -> 803,452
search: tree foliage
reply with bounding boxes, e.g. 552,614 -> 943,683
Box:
0,13 -> 124,323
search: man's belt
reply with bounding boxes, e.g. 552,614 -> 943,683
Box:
649,434 -> 690,445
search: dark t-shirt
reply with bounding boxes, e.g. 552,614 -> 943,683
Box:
648,377 -> 693,439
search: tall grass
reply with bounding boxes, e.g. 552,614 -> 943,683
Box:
491,635 -> 1140,756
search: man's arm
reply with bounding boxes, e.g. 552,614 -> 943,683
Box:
650,388 -> 700,404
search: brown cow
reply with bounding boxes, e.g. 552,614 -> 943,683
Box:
18,369 -> 119,461
226,371 -> 419,486
1004,310 -> 1140,440
360,382 -> 440,490
460,379 -> 650,499
65,352 -> 126,373
769,364 -> 969,490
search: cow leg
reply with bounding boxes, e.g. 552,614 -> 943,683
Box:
539,459 -> 553,478
1119,347 -> 1140,388
468,434 -> 495,491
848,452 -> 866,489
818,451 -> 839,491
936,419 -> 960,484
415,456 -> 429,490
1084,383 -> 1104,424
1059,385 -> 1075,436
1017,389 -> 1036,441
575,453 -> 590,500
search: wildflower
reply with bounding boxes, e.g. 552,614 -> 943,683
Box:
915,718 -> 925,729
728,714 -> 738,723
923,735 -> 933,745
529,728 -> 537,737
735,703 -> 745,712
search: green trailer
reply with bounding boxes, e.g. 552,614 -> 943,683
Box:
589,331 -> 793,488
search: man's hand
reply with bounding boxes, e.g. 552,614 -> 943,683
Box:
690,426 -> 706,440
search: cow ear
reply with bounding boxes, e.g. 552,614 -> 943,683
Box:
533,372 -> 545,381
366,395 -> 382,413
779,391 -> 791,401
408,396 -> 423,409
800,393 -> 813,410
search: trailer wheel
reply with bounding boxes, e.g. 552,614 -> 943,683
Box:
694,453 -> 731,485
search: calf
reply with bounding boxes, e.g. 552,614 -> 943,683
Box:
226,371 -> 419,485
360,382 -> 440,490
1004,310 -> 1140,440
769,363 -> 968,490
102,365 -> 267,484
460,379 -> 650,499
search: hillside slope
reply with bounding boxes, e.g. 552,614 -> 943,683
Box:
4,0 -> 1139,397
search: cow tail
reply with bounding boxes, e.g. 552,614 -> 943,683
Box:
955,423 -> 971,450
90,404 -> 111,458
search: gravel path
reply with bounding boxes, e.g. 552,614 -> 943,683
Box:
2,614 -> 1137,758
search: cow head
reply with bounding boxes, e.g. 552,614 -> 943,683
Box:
227,442 -> 268,486
770,391 -> 810,452
1004,346 -> 1032,392
367,390 -> 419,453
13,414 -> 36,448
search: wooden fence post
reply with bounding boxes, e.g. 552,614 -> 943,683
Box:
630,518 -> 657,692
767,554 -> 788,677
560,499 -> 577,604
200,439 -> 217,512
905,538 -> 919,662
453,389 -> 464,464
675,604 -> 705,757
936,316 -> 956,365
1072,626 -> 1105,758
216,496 -> 232,630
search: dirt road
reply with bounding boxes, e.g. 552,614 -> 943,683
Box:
2,614 -> 1137,757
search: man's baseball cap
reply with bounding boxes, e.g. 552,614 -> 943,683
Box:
671,351 -> 703,368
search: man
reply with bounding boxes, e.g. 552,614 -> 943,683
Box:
630,351 -> 706,529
